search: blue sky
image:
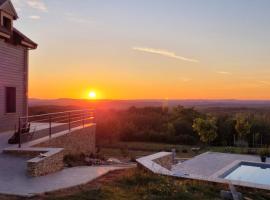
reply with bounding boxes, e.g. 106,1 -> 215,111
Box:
11,0 -> 270,99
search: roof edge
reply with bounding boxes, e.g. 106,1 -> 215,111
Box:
13,28 -> 38,49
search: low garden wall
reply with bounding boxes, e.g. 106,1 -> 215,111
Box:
4,147 -> 64,177
27,149 -> 64,177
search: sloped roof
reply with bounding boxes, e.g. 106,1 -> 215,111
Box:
13,28 -> 38,49
0,0 -> 18,19
0,26 -> 37,49
0,0 -> 7,6
0,0 -> 37,49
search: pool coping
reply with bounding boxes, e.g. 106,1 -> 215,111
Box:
209,159 -> 270,190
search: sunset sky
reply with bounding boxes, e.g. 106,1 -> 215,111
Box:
13,0 -> 270,100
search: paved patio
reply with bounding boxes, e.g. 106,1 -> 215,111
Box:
0,131 -> 134,197
0,130 -> 13,149
0,155 -> 126,197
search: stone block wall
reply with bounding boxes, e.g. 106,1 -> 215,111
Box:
27,150 -> 64,177
36,125 -> 96,156
153,154 -> 173,170
4,147 -> 64,177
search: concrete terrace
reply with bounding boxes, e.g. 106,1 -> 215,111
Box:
0,156 -> 124,197
0,130 -> 14,149
0,130 -> 133,197
137,151 -> 270,191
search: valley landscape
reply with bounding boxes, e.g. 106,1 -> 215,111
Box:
1,0 -> 270,199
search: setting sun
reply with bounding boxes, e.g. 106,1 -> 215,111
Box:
88,91 -> 97,99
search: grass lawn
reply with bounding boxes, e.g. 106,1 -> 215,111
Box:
99,147 -> 154,160
98,141 -> 199,159
4,168 -> 267,200
1,169 -> 269,200
98,141 -> 259,160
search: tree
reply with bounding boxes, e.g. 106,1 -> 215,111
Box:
171,106 -> 201,122
120,121 -> 138,141
216,115 -> 235,146
167,123 -> 176,137
235,113 -> 252,140
192,116 -> 218,144
173,119 -> 194,136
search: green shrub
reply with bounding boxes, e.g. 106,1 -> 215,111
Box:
259,148 -> 270,157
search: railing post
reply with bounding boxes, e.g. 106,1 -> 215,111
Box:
49,115 -> 52,139
68,112 -> 71,132
18,118 -> 21,148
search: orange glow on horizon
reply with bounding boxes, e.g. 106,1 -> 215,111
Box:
25,0 -> 270,101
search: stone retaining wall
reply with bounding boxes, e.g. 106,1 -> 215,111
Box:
153,154 -> 173,170
36,125 -> 96,156
27,150 -> 64,177
4,147 -> 64,177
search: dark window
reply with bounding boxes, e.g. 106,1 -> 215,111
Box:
5,87 -> 16,113
3,16 -> 12,30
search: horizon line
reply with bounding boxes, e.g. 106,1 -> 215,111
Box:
29,98 -> 270,101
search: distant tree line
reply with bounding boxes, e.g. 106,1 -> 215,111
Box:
96,106 -> 270,147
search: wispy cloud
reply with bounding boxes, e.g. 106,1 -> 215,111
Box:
258,80 -> 270,85
180,77 -> 192,82
13,0 -> 47,12
65,13 -> 94,25
28,15 -> 40,20
67,17 -> 92,24
216,71 -> 231,75
132,47 -> 199,63
26,0 -> 47,12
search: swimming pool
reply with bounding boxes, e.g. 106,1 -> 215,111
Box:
224,162 -> 270,185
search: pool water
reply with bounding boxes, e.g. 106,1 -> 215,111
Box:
225,163 -> 270,185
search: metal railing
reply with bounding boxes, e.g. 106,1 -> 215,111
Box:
17,109 -> 95,148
